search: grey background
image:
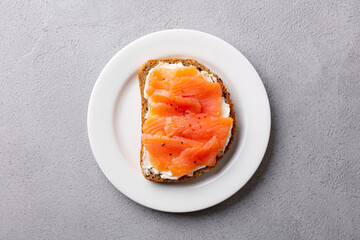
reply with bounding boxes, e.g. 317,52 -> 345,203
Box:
1,0 -> 359,239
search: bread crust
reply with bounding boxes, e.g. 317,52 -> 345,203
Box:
138,58 -> 236,182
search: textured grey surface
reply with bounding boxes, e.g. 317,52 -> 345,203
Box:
1,0 -> 360,239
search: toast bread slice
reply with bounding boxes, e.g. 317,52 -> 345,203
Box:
138,58 -> 236,182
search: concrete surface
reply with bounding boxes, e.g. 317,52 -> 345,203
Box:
1,0 -> 360,239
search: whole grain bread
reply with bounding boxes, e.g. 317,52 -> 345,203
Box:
138,58 -> 236,182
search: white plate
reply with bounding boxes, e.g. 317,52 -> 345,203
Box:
88,29 -> 271,212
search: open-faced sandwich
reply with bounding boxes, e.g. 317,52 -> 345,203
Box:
139,58 -> 236,182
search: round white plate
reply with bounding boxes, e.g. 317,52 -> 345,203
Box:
88,29 -> 270,212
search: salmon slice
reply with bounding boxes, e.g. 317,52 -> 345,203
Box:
142,117 -> 166,135
147,102 -> 189,117
145,68 -> 172,97
146,66 -> 202,97
142,134 -> 203,171
173,66 -> 201,78
150,90 -> 201,114
169,137 -> 220,176
164,114 -> 233,147
170,76 -> 222,115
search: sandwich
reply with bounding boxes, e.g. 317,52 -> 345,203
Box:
138,58 -> 236,182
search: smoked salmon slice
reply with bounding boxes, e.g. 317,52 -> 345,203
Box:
170,76 -> 222,115
164,115 -> 233,147
151,90 -> 201,113
145,66 -> 201,97
142,134 -> 203,171
169,137 -> 220,176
